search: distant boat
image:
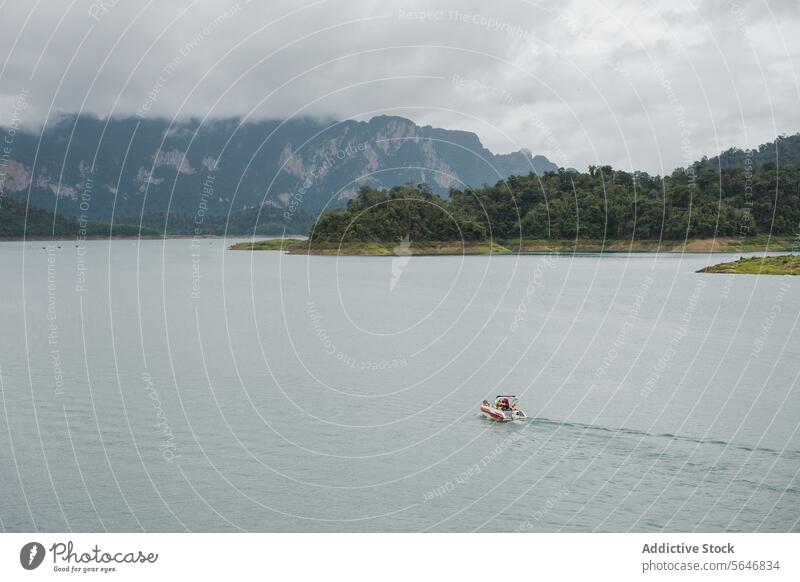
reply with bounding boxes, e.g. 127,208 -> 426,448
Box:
480,395 -> 527,422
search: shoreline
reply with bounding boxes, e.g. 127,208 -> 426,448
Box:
230,236 -> 797,256
697,255 -> 800,275
0,234 -> 305,242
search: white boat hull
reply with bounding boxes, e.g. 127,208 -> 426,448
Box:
480,404 -> 527,422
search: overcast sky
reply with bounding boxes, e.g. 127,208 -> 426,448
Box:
0,0 -> 798,173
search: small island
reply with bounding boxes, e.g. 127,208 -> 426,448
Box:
697,255 -> 800,275
230,164 -> 800,257
229,236 -> 796,256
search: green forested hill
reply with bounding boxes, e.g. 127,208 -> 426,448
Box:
0,196 -> 315,238
702,134 -> 800,171
0,197 -> 157,238
310,163 -> 800,243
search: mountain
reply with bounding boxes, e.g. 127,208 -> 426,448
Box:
493,149 -> 559,176
0,114 -> 558,234
699,133 -> 800,171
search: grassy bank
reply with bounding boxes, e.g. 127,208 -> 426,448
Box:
229,239 -> 510,255
230,235 -> 798,256
697,255 -> 800,275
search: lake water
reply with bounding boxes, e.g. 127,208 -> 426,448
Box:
0,239 -> 798,532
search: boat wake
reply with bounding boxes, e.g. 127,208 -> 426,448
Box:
525,416 -> 800,459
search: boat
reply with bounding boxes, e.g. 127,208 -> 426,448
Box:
480,395 -> 527,422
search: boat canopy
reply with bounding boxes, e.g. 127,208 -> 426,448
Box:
495,395 -> 518,406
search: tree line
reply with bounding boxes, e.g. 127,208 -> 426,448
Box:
310,164 -> 800,242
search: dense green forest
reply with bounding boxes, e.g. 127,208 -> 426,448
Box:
0,198 -> 314,238
702,134 -> 800,171
132,206 -> 315,236
0,196 -> 159,238
311,163 -> 800,242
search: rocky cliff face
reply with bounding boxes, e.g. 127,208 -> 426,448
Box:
0,114 -> 558,230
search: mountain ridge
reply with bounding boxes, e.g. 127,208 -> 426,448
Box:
3,115 -> 800,238
0,114 -> 559,232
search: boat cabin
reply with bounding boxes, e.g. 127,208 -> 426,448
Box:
494,395 -> 518,410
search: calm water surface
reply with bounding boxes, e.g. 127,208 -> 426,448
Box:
0,239 -> 798,532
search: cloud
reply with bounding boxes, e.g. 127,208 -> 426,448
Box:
0,0 -> 797,173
